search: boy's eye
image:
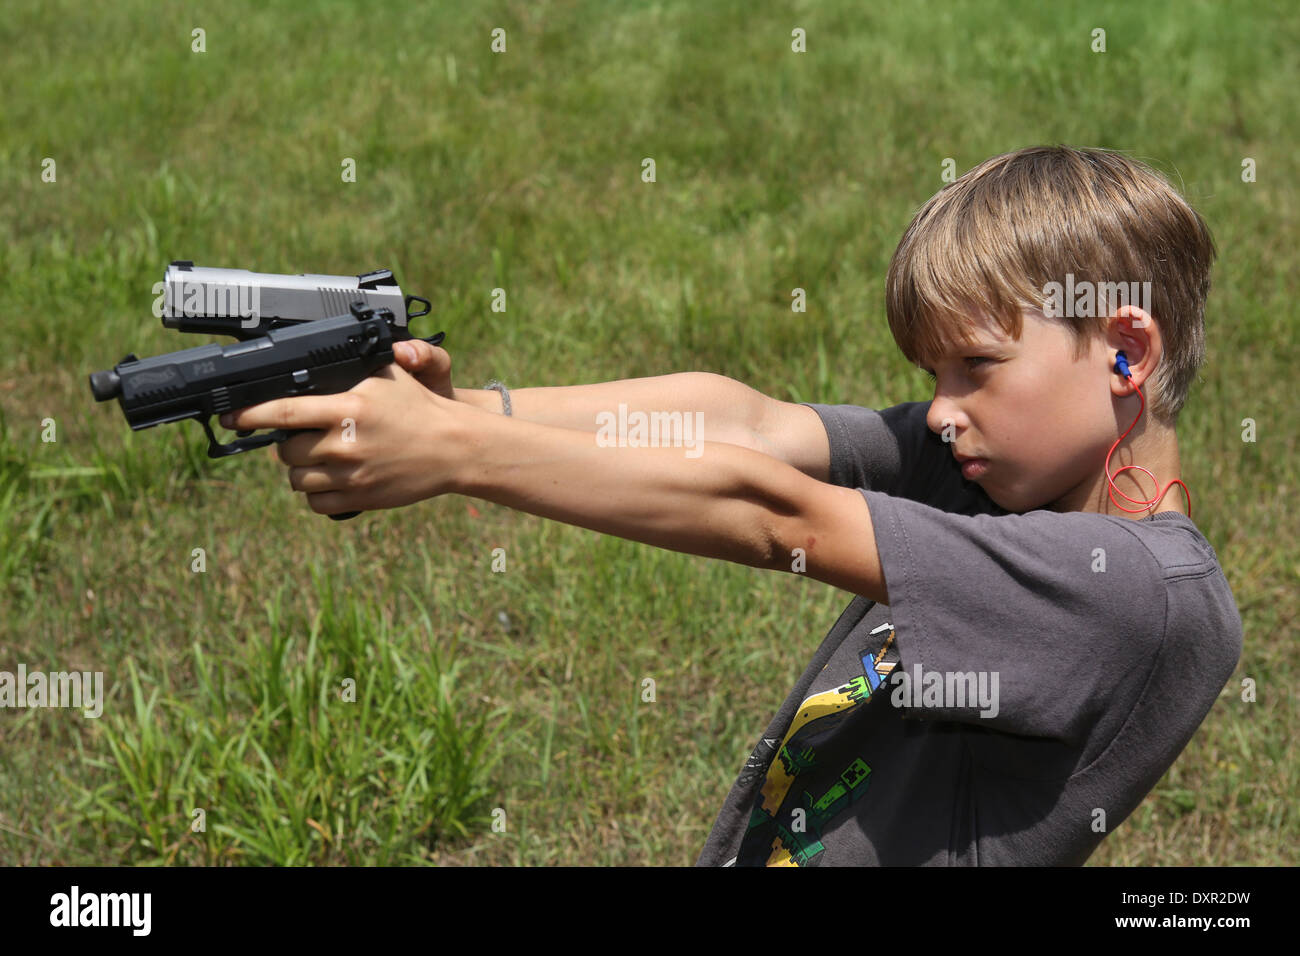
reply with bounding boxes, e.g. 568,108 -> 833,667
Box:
921,357 -> 990,382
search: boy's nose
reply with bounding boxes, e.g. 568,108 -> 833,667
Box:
926,395 -> 967,438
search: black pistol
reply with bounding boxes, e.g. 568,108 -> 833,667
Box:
90,301 -> 445,521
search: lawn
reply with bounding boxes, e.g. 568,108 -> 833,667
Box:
0,0 -> 1295,865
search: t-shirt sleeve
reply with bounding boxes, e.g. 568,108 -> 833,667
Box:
800,401 -> 1004,514
861,488 -> 1170,750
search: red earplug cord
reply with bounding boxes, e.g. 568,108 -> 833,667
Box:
1104,356 -> 1192,518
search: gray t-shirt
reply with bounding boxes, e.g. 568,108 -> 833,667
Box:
696,401 -> 1243,866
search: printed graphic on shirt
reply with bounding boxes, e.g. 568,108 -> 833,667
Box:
738,623 -> 899,866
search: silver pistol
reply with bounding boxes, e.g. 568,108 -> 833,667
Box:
160,260 -> 431,340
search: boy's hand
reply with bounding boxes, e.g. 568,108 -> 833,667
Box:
219,361 -> 469,515
393,339 -> 455,401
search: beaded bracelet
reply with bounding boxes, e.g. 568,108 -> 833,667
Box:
483,380 -> 512,416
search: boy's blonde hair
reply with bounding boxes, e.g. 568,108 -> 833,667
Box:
885,145 -> 1216,426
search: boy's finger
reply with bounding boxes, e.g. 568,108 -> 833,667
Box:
395,340 -> 434,366
219,395 -> 344,431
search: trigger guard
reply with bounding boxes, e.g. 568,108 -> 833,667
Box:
197,416 -> 298,458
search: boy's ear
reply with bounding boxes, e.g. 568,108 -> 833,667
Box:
1107,304 -> 1161,393
1117,303 -> 1154,332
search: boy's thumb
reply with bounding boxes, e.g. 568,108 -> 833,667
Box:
393,340 -> 454,397
395,341 -> 429,366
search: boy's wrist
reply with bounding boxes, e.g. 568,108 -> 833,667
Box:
448,404 -> 515,498
453,386 -> 506,413
442,395 -> 505,497
481,380 -> 511,416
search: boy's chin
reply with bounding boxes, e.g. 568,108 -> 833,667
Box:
981,478 -> 1051,515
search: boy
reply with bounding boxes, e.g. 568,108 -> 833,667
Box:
222,145 -> 1243,865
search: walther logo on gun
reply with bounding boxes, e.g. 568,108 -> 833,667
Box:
153,260 -> 432,338
90,263 -> 444,521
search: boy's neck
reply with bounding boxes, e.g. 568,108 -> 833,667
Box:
1052,427 -> 1187,519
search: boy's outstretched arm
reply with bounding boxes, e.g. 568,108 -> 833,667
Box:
220,359 -> 886,604
455,399 -> 887,604
396,340 -> 833,481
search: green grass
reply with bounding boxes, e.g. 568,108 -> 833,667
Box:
1,0 -> 1296,865
63,572 -> 503,865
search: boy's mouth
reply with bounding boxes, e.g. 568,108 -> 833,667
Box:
954,452 -> 989,479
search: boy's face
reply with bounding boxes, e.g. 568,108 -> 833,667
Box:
921,308 -> 1119,514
